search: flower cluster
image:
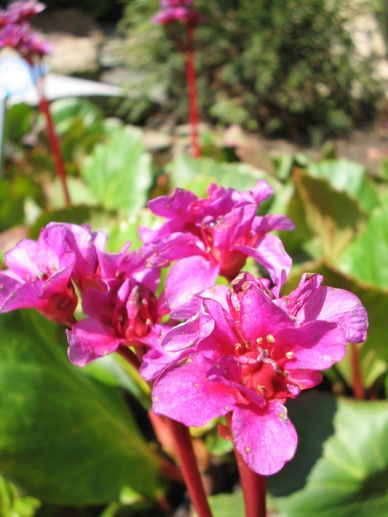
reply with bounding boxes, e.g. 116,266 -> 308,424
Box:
153,0 -> 203,26
0,180 -> 368,475
0,1 -> 51,60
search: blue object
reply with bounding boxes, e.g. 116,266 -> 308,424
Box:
0,55 -> 44,97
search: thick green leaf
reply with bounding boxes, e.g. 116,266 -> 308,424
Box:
168,155 -> 274,197
307,159 -> 379,212
293,169 -> 366,259
209,491 -> 244,517
84,355 -> 151,410
50,99 -> 103,135
270,393 -> 388,517
0,311 -> 161,505
107,210 -> 161,252
338,206 -> 388,289
4,103 -> 34,143
81,127 -> 152,214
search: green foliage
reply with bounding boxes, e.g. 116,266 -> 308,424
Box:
4,104 -> 34,144
168,154 -> 273,196
209,491 -> 244,516
270,393 -> 388,517
81,126 -> 153,214
121,0 -> 381,141
339,206 -> 388,288
0,311 -> 161,506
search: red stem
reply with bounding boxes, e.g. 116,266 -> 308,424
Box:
351,344 -> 365,400
166,419 -> 212,517
185,25 -> 200,158
33,71 -> 71,207
227,414 -> 266,517
117,346 -> 210,515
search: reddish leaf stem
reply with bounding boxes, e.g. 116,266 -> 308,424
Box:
227,414 -> 266,517
351,344 -> 365,400
166,419 -> 212,517
185,25 -> 200,158
33,71 -> 71,207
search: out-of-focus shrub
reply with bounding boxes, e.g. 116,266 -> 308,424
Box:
121,0 -> 382,143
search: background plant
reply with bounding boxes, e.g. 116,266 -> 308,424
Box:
120,0 -> 382,143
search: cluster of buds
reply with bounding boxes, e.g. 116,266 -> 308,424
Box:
0,180 -> 368,475
0,1 -> 51,60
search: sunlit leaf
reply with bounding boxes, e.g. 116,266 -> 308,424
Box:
0,311 -> 161,505
270,393 -> 388,517
82,127 -> 152,214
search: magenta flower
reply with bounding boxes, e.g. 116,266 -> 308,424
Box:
0,2 -> 51,59
66,246 -> 163,367
0,223 -> 105,325
151,274 -> 367,475
7,1 -> 45,22
153,0 -> 202,26
143,181 -> 293,307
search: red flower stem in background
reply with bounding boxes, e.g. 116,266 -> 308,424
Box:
227,414 -> 266,517
351,344 -> 365,400
185,25 -> 200,158
166,419 -> 212,517
33,70 -> 71,207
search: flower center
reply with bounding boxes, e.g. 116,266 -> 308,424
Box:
233,334 -> 298,401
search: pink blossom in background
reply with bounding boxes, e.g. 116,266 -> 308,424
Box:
151,274 -> 368,475
6,0 -> 45,22
143,181 -> 294,307
153,0 -> 202,26
0,1 -> 51,58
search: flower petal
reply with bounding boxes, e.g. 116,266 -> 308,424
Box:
300,286 -> 368,343
165,256 -> 219,309
66,319 -> 123,367
239,283 -> 293,341
152,352 -> 236,427
232,402 -> 297,475
279,321 -> 347,370
162,312 -> 214,352
236,233 -> 292,295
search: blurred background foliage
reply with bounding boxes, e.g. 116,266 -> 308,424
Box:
121,0 -> 383,143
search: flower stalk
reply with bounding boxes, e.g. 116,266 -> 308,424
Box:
166,419 -> 212,517
227,414 -> 266,517
33,70 -> 71,207
351,344 -> 365,400
185,25 -> 200,158
117,346 -> 211,516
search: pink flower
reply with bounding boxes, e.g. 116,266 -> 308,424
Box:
0,2 -> 51,58
143,181 -> 293,307
66,246 -> 163,367
7,1 -> 45,22
153,0 -> 202,26
150,274 -> 367,475
0,223 -> 105,325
